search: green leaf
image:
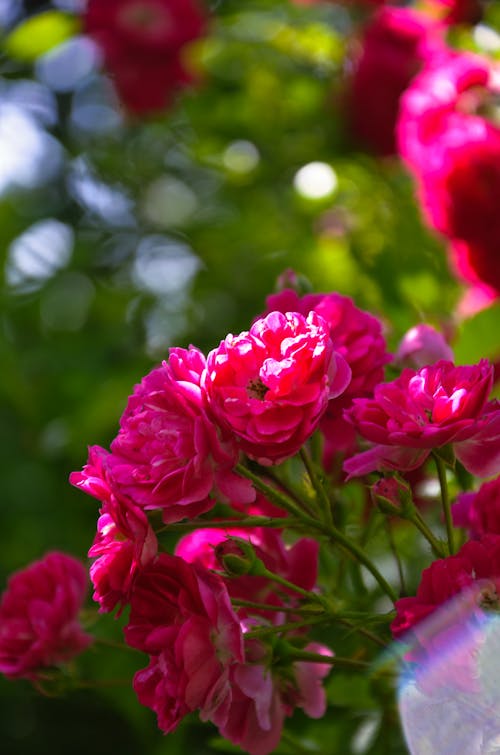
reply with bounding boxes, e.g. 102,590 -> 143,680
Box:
454,303 -> 500,365
4,11 -> 79,62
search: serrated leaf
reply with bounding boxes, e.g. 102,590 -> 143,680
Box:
4,11 -> 79,62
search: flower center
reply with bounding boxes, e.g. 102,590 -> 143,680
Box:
246,377 -> 269,400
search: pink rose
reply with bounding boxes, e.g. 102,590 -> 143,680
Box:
103,346 -> 253,523
392,535 -> 500,640
346,7 -> 444,155
220,639 -> 332,755
344,359 -> 500,478
71,445 -> 157,613
125,553 -> 244,733
83,0 -> 207,115
263,287 -> 391,461
0,552 -> 92,680
204,311 -> 351,465
453,476 -> 500,538
395,323 -> 454,369
397,51 -> 500,295
397,51 -> 495,171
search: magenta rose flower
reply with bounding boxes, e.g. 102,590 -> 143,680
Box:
262,286 -> 391,459
397,51 -> 500,295
103,346 -> 253,522
125,553 -> 244,733
70,445 -> 157,613
397,51 -> 496,172
83,0 -> 207,115
344,359 -> 500,478
220,639 -> 332,755
346,7 -> 444,156
392,535 -> 500,640
453,476 -> 500,539
203,311 -> 351,465
0,552 -> 92,680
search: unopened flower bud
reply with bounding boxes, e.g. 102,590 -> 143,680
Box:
395,324 -> 454,370
215,538 -> 267,577
371,476 -> 413,517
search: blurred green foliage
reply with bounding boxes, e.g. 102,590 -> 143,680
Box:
1,1 -> 500,753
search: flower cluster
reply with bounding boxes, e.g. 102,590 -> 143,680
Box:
5,272 -> 500,754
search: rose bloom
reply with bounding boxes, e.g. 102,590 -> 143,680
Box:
125,553 -> 244,733
397,51 -> 500,294
0,552 -> 92,680
70,445 -> 158,613
397,51 -> 497,171
263,286 -> 391,458
101,346 -> 253,523
344,359 -> 500,478
453,476 -> 500,538
392,534 -> 500,640
83,0 -> 207,114
346,7 -> 444,155
220,639 -> 332,755
203,311 -> 351,465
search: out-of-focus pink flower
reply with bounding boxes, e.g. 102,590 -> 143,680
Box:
176,527 -> 319,619
83,0 -> 207,115
125,553 -> 244,733
392,534 -> 500,639
344,359 -> 500,478
220,639 -> 332,755
262,287 -> 391,459
102,346 -> 253,523
346,7 -> 444,155
398,51 -> 500,295
0,552 -> 92,680
397,51 -> 495,170
204,311 -> 351,465
395,323 -> 454,369
71,445 -> 157,613
453,476 -> 500,538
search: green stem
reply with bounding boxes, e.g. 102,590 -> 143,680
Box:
410,509 -> 447,558
326,525 -> 398,603
286,648 -> 369,670
239,464 -> 398,603
230,598 -> 304,613
385,519 -> 407,595
336,617 -> 387,649
236,463 -> 313,522
299,447 -> 334,528
433,453 -> 455,555
260,567 -> 327,605
245,616 -> 325,638
158,515 -> 295,534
